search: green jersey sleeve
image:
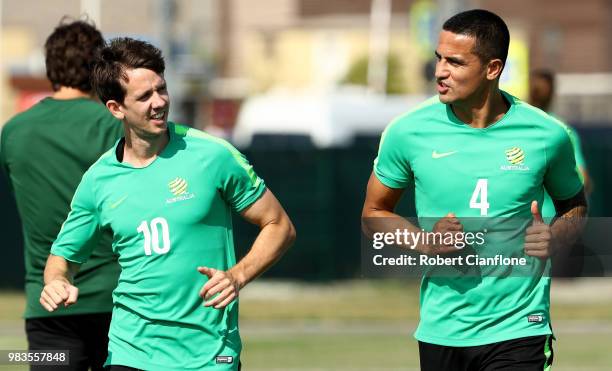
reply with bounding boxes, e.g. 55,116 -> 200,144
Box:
566,125 -> 586,170
50,172 -> 101,264
218,144 -> 266,212
544,124 -> 584,200
373,121 -> 414,189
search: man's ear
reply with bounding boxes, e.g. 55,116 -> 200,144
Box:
106,100 -> 125,120
486,59 -> 504,81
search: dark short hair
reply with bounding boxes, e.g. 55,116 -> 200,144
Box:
92,37 -> 165,104
44,17 -> 105,92
443,9 -> 510,65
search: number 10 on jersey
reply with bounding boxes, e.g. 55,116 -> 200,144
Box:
137,217 -> 171,255
470,179 -> 489,216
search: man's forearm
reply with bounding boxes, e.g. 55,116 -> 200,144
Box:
41,254 -> 80,311
550,205 -> 588,254
43,254 -> 78,284
361,173 -> 436,254
550,189 -> 588,254
362,209 -> 426,250
363,207 -> 468,255
229,218 -> 295,288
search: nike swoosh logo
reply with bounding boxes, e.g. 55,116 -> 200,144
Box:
432,150 -> 458,159
109,195 -> 128,209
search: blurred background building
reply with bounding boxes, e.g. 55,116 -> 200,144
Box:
1,0 -> 611,283
1,0 -> 611,129
1,4 -> 611,369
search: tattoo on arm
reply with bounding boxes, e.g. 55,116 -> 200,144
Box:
550,189 -> 588,254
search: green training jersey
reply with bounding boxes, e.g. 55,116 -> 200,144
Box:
0,97 -> 122,318
542,124 -> 586,218
51,122 -> 266,370
374,91 -> 583,346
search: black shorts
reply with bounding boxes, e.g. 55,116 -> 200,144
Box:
105,362 -> 242,370
419,335 -> 554,371
26,313 -> 112,371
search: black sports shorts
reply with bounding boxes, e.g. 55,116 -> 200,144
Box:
419,335 -> 554,371
26,312 -> 112,371
106,361 -> 242,370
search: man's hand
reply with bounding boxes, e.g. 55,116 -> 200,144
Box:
524,201 -> 553,259
40,279 -> 79,312
419,212 -> 465,255
196,190 -> 293,309
197,266 -> 242,309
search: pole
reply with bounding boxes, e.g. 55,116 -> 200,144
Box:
367,0 -> 391,94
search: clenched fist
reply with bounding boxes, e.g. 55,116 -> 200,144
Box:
40,279 -> 79,312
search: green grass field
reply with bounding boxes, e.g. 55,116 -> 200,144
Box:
2,279 -> 612,370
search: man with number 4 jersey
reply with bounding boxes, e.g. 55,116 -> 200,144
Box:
362,9 -> 587,371
41,38 -> 295,371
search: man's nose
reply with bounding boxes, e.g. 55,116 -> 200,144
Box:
151,92 -> 167,108
434,60 -> 449,80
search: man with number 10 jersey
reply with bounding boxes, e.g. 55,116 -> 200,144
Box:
41,38 -> 295,370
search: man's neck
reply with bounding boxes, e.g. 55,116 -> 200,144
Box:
52,86 -> 92,100
451,87 -> 509,129
122,128 -> 170,168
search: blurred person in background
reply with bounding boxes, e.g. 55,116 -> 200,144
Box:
40,37 -> 295,370
363,9 -> 587,370
0,18 -> 123,370
530,68 -> 592,277
529,68 -> 591,196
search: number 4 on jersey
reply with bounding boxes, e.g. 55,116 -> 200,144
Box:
470,179 -> 489,216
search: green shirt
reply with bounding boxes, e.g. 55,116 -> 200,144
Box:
374,92 -> 583,346
542,124 -> 586,218
0,97 -> 123,318
51,122 -> 266,370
